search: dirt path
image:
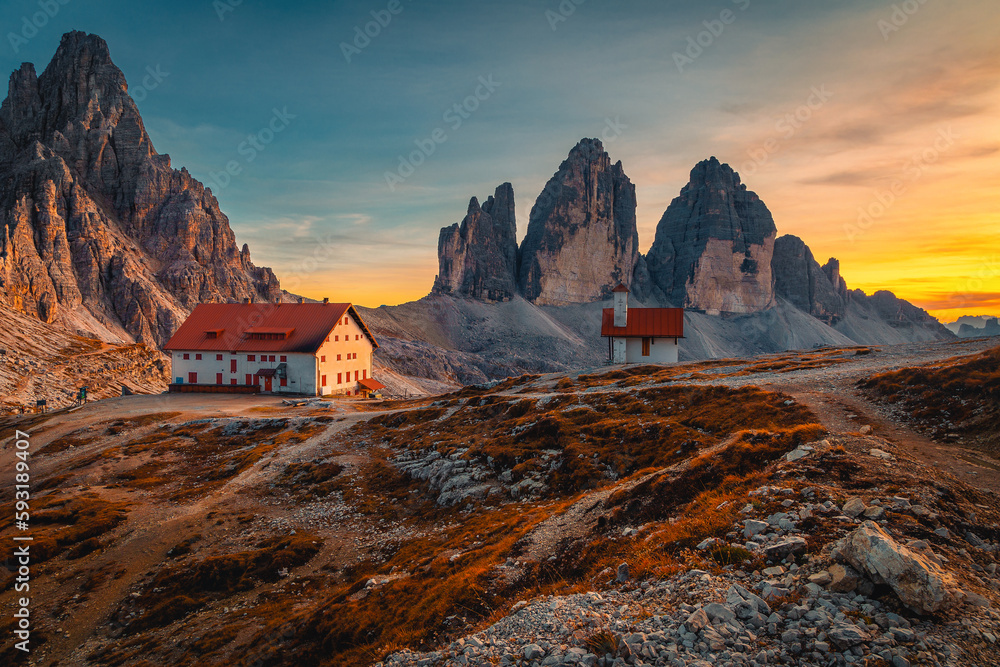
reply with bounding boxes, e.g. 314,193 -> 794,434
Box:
780,381 -> 1000,493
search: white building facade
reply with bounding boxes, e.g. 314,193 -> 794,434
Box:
601,285 -> 684,364
163,301 -> 381,396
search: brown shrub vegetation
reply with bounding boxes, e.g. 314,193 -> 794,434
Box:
860,346 -> 1000,452
0,492 -> 128,563
121,532 -> 323,633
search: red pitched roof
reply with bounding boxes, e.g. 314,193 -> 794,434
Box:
601,308 -> 684,338
163,303 -> 379,353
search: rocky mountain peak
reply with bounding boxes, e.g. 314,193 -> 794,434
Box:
0,31 -> 280,344
645,157 -> 777,313
517,138 -> 643,305
432,182 -> 519,302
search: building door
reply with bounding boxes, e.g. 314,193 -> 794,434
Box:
264,376 -> 273,392
642,338 -> 651,356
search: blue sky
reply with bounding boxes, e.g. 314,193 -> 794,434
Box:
2,0 -> 999,316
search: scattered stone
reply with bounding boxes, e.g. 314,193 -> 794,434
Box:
842,497 -> 867,518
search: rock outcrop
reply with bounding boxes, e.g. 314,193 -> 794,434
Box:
833,521 -> 960,613
0,32 -> 280,345
772,235 -> 846,324
518,138 -> 643,305
432,183 -> 518,301
646,157 -> 777,314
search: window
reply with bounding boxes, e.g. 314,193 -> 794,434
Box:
321,356 -> 326,363
183,353 -> 189,360
322,375 -> 327,386
280,378 -> 288,387
216,373 -> 223,385
216,354 -> 223,361
245,374 -> 252,385
195,354 -> 202,360
337,372 -> 342,384
248,355 -> 256,362
280,355 -> 287,362
247,332 -> 288,341
231,359 -> 237,373
188,372 -> 198,384
337,354 -> 342,361
641,338 -> 651,357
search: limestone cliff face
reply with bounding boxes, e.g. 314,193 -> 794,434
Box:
645,157 -> 776,314
772,235 -> 846,324
518,138 -> 642,305
0,32 -> 280,345
432,183 -> 518,301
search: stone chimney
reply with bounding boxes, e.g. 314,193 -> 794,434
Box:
613,284 -> 629,327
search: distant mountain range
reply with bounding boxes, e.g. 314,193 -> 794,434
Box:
945,316 -> 1000,338
0,32 -> 956,392
361,140 -> 953,388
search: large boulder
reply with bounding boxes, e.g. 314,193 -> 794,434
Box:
833,521 -> 960,613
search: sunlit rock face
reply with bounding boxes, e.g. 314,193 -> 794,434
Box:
518,138 -> 644,306
646,157 -> 777,314
0,31 -> 279,344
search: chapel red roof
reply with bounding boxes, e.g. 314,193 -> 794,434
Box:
601,308 -> 685,338
163,303 -> 379,353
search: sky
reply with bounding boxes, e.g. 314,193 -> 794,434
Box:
1,0 -> 998,321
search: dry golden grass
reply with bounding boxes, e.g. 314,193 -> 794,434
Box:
117,532 -> 323,634
0,491 -> 129,563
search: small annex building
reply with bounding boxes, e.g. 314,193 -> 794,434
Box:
163,300 -> 380,396
600,284 -> 684,364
